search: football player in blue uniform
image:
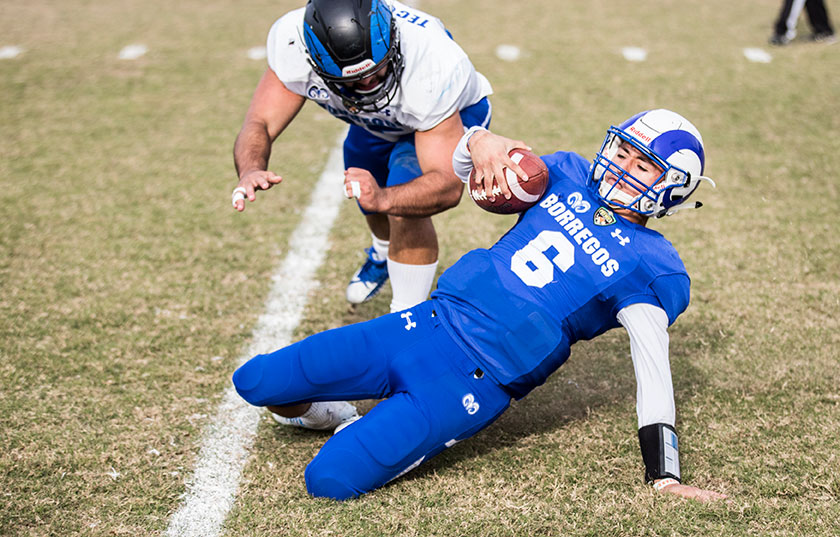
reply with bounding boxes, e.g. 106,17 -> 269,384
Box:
232,109 -> 727,502
231,0 -> 493,314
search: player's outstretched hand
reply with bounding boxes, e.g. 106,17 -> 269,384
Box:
232,170 -> 283,212
468,130 -> 532,202
344,167 -> 385,213
659,482 -> 728,502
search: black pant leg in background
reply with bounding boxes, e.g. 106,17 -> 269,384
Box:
804,0 -> 835,34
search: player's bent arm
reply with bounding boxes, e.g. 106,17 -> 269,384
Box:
232,70 -> 306,211
234,69 -> 306,179
370,113 -> 465,216
617,303 -> 727,502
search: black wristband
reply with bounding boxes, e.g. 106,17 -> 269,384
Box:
638,423 -> 681,484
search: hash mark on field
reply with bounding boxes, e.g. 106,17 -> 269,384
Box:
743,48 -> 772,63
165,128 -> 349,537
0,45 -> 24,59
495,44 -> 521,62
118,44 -> 148,60
621,47 -> 647,62
247,46 -> 267,60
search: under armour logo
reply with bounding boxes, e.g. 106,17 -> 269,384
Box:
462,393 -> 480,415
401,311 -> 416,331
611,229 -> 630,246
567,192 -> 591,213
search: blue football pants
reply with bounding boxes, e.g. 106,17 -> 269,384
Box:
232,300 -> 511,500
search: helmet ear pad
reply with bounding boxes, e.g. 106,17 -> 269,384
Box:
653,169 -> 693,214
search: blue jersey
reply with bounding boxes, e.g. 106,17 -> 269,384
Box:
432,151 -> 690,399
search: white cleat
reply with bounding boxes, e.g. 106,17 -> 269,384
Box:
333,414 -> 362,434
270,401 -> 359,431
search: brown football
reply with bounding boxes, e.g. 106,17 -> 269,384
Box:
468,149 -> 549,214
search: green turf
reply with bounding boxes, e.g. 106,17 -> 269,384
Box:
2,0 -> 839,535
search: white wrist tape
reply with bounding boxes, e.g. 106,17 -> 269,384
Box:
452,126 -> 487,183
653,478 -> 680,491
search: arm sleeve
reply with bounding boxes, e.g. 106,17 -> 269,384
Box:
616,303 -> 676,428
451,126 -> 487,182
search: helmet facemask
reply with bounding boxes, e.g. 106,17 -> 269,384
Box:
316,38 -> 403,113
303,0 -> 404,113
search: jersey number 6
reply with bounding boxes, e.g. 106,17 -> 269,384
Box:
510,231 -> 575,288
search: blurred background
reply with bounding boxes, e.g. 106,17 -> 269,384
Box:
1,1 -> 838,535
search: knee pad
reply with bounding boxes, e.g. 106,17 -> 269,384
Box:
305,448 -> 372,501
232,355 -> 265,404
297,329 -> 372,386
304,394 -> 433,499
356,395 -> 430,468
231,352 -> 293,407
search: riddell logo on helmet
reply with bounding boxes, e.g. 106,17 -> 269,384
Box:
628,126 -> 653,143
342,60 -> 376,77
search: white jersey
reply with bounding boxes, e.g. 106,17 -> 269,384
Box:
266,1 -> 493,142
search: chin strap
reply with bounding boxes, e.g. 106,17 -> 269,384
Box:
662,201 -> 703,217
659,175 -> 717,217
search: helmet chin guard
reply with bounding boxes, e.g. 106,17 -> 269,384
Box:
588,109 -> 716,218
303,0 -> 404,113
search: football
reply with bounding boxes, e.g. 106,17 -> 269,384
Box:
468,150 -> 549,214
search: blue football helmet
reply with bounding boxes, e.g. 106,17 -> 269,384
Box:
589,109 -> 716,218
303,0 -> 404,112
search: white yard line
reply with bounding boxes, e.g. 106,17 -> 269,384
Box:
165,129 -> 348,537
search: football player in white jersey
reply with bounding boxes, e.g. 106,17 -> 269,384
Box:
231,0 -> 495,322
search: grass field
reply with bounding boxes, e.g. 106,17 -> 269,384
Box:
1,0 -> 839,535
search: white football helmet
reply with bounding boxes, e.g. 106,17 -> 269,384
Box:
589,109 -> 716,218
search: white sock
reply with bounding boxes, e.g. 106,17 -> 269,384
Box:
387,258 -> 439,313
370,233 -> 389,263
